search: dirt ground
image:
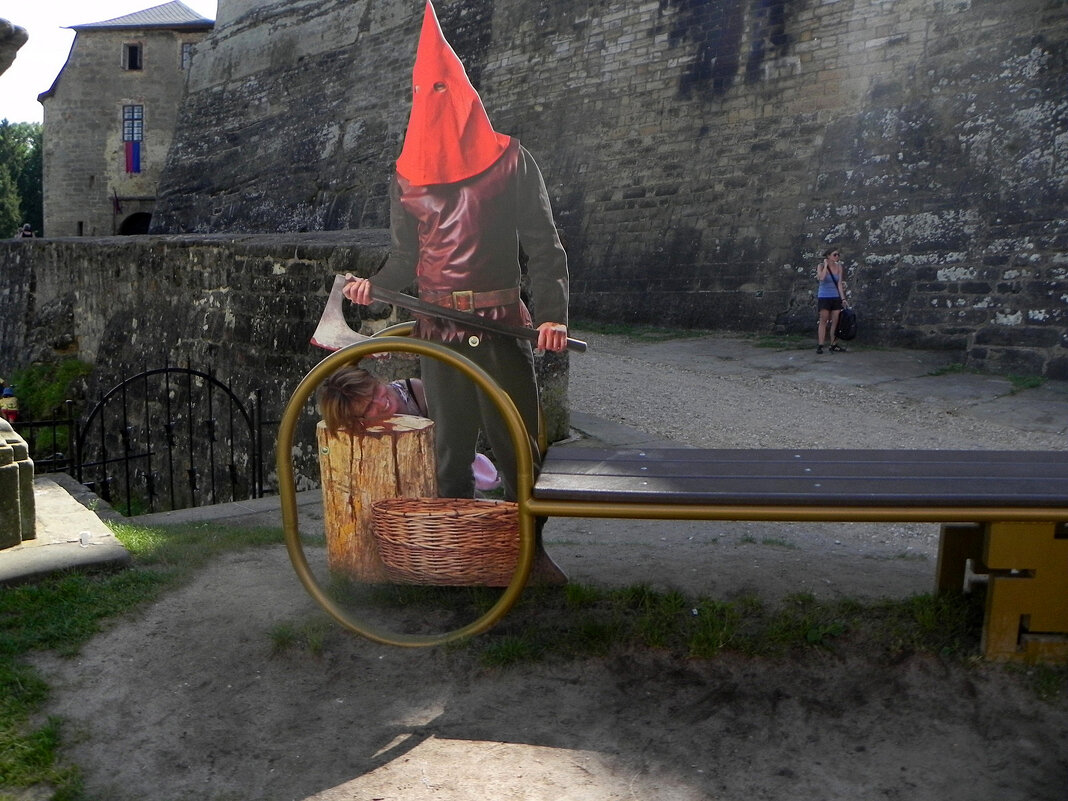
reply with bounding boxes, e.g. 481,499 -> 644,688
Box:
29,331 -> 1068,800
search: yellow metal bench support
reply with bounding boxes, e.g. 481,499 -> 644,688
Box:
935,521 -> 1068,662
981,522 -> 1068,662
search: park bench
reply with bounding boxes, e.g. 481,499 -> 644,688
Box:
278,334 -> 1068,663
532,447 -> 1068,663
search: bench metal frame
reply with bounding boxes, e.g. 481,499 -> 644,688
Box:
278,336 -> 1068,662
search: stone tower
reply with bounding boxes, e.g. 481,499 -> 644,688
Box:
38,1 -> 212,237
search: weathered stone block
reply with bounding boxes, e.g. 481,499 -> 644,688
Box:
971,347 -> 1047,377
974,326 -> 1062,348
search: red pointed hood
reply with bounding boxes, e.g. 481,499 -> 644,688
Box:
395,1 -> 511,186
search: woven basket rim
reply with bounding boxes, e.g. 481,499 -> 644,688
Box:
373,497 -> 517,516
374,497 -> 516,506
371,496 -> 520,586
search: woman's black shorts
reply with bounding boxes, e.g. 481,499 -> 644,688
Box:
818,297 -> 843,312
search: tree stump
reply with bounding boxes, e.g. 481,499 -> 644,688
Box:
316,415 -> 436,582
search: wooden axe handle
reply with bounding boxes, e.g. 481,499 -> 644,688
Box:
362,282 -> 587,353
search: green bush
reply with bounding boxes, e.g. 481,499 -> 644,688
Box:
8,360 -> 92,421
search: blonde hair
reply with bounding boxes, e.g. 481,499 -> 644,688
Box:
317,366 -> 380,433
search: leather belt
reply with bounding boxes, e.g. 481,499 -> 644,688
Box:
422,287 -> 520,312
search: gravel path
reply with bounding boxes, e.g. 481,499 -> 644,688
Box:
27,332 -> 1068,801
565,330 -> 1066,451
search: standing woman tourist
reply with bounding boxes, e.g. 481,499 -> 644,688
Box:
816,247 -> 847,353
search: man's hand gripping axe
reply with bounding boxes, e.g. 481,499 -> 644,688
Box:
311,274 -> 587,353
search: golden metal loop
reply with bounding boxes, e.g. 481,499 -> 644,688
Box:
276,335 -> 536,647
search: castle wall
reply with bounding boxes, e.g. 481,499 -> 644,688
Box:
152,0 -> 1068,376
0,234 -> 571,491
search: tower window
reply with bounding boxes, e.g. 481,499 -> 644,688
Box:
122,105 -> 144,141
124,43 -> 143,70
122,105 -> 144,173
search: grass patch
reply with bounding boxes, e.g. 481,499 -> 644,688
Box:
1006,663 -> 1068,702
108,521 -> 282,570
760,537 -> 798,549
928,363 -> 972,377
737,534 -> 799,548
893,550 -> 929,561
928,363 -> 1046,393
1007,373 -> 1045,393
0,521 -> 283,799
463,584 -> 990,666
481,635 -> 545,667
269,620 -> 333,658
752,333 -> 813,350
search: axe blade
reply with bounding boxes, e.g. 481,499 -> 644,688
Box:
310,274 -> 371,351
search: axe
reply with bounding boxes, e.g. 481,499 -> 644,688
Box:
311,274 -> 587,353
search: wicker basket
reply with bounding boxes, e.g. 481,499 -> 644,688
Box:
372,497 -> 520,586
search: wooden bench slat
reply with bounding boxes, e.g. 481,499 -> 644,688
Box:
534,448 -> 1068,508
534,473 -> 1068,507
544,448 -> 1068,468
541,458 -> 1060,481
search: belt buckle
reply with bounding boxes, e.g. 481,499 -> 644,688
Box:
452,290 -> 475,311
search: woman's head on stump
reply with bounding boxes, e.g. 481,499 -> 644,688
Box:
318,367 -> 400,432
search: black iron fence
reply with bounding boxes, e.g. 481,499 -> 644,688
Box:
12,399 -> 78,474
14,366 -> 272,516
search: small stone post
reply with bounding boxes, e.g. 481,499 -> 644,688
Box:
0,438 -> 21,549
0,421 -> 35,541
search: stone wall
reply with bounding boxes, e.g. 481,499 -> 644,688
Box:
152,0 -> 1068,377
0,235 -> 572,493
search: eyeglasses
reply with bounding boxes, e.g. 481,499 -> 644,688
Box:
831,252 -> 839,257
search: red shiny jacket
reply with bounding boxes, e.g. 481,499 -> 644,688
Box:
371,139 -> 569,343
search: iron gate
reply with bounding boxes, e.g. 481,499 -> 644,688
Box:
75,367 -> 266,516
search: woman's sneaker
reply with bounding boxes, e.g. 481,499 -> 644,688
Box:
830,343 -> 846,352
816,345 -> 824,354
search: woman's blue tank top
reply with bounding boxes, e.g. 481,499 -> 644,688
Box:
818,269 -> 841,299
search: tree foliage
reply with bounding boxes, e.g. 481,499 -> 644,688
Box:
0,167 -> 19,236
0,119 -> 43,238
